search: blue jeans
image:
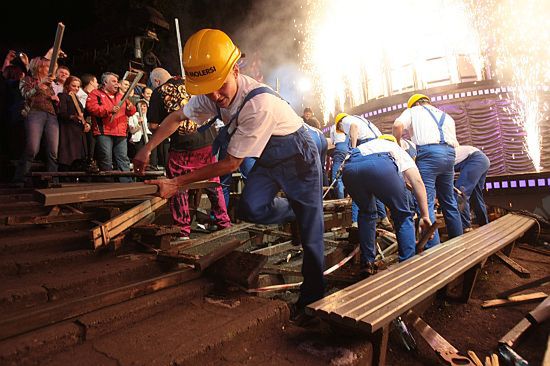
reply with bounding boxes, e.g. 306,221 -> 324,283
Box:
455,151 -> 490,229
343,152 -> 416,262
95,135 -> 132,182
14,110 -> 59,182
331,145 -> 348,199
352,198 -> 387,223
239,127 -> 324,306
416,144 -> 463,248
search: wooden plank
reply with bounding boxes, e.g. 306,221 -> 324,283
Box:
0,268 -> 200,341
526,293 -> 550,325
36,181 -> 219,206
91,197 -> 167,249
36,183 -> 158,206
6,212 -> 96,225
195,239 -> 244,271
517,243 -> 550,256
308,214 -> 536,333
457,263 -> 482,303
494,251 -> 530,278
497,275 -> 550,299
311,214 -> 517,314
361,216 -> 535,332
499,318 -> 532,347
481,292 -> 547,308
310,214 -> 519,312
31,170 -> 164,177
178,222 -> 255,251
207,251 -> 268,288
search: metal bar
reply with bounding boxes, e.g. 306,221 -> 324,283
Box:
174,18 -> 185,77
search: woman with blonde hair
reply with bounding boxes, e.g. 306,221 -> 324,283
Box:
13,56 -> 59,185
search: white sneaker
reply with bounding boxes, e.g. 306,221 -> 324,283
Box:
351,222 -> 358,228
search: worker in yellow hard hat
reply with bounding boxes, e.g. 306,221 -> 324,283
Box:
333,112 -> 392,230
341,124 -> 432,271
133,29 -> 325,324
392,93 -> 463,249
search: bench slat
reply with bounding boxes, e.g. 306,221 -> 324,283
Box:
310,214 -> 519,313
363,215 -> 534,332
308,213 -> 535,333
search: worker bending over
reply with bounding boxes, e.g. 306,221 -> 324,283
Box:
454,145 -> 490,231
133,29 -> 324,321
342,134 -> 431,275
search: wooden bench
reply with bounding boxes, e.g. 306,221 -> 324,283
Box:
307,213 -> 537,365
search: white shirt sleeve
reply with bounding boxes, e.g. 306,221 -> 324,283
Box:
183,95 -> 219,125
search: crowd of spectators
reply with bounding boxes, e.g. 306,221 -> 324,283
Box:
0,49 -> 165,186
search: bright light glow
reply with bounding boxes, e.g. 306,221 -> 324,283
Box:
297,77 -> 312,92
300,0 -> 549,171
472,0 -> 550,172
301,0 -> 485,122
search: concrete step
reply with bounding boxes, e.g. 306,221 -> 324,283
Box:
36,291 -> 373,366
0,277 -> 212,366
0,253 -> 164,315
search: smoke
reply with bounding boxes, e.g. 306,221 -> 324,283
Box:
232,0 -> 311,113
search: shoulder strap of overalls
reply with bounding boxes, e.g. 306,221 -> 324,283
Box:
357,115 -> 380,137
421,105 -> 446,144
197,86 -> 281,133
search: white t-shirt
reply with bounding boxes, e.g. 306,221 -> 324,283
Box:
455,145 -> 479,165
339,115 -> 381,142
128,113 -> 152,143
330,125 -> 347,144
395,105 -> 459,147
183,74 -> 302,158
356,139 -> 416,173
76,88 -> 88,108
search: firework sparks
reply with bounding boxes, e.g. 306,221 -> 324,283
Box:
302,0 -> 549,171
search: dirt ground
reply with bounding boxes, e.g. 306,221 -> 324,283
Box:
385,245 -> 549,366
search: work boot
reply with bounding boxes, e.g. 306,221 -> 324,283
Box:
359,262 -> 378,279
377,217 -> 394,231
289,303 -> 319,327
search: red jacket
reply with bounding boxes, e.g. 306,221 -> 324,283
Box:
86,89 -> 136,137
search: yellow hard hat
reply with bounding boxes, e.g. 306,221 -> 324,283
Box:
183,29 -> 242,95
407,94 -> 430,109
378,134 -> 397,143
335,113 -> 348,124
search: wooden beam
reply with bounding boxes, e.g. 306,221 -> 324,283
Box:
481,292 -> 547,309
90,197 -> 167,249
497,275 -> 550,299
195,239 -> 244,271
517,243 -> 550,256
6,212 -> 96,225
0,268 -> 200,341
494,251 -> 530,278
36,181 -> 220,206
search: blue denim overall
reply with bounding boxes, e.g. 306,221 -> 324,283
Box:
343,148 -> 416,262
454,150 -> 490,229
416,106 -> 463,248
202,87 -> 325,306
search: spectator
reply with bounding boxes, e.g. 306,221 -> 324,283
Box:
146,67 -> 230,240
13,56 -> 60,185
141,86 -> 152,102
57,76 -> 89,170
76,73 -> 99,165
127,99 -> 151,159
302,107 -> 321,129
52,65 -> 70,96
86,72 -> 136,182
